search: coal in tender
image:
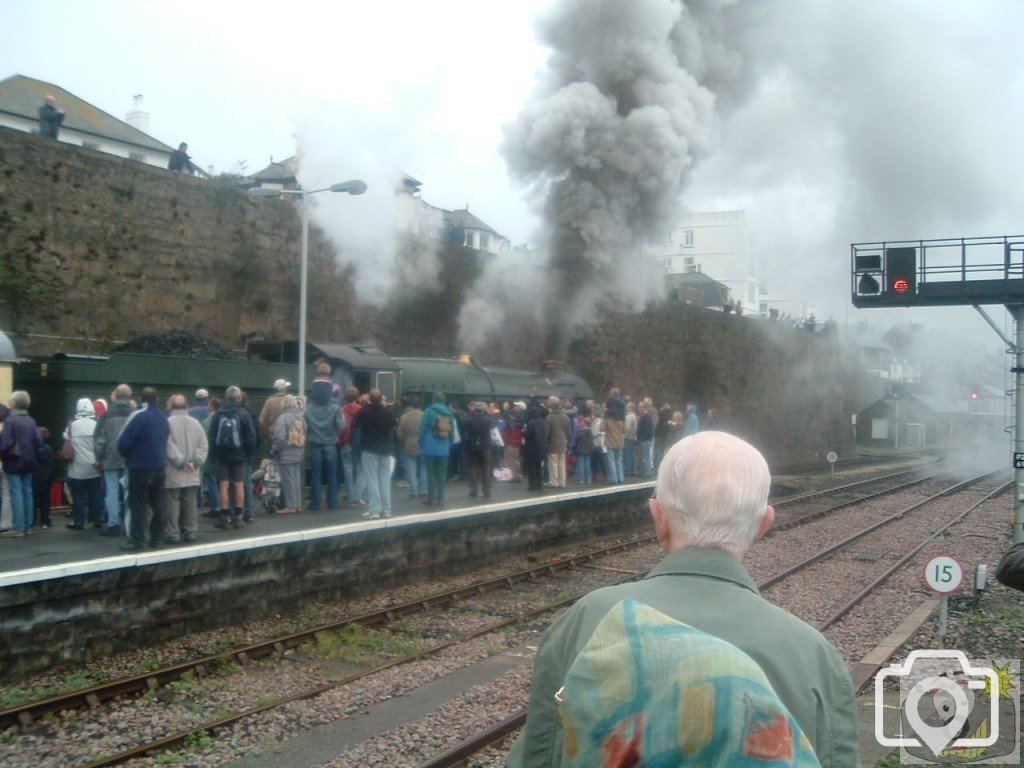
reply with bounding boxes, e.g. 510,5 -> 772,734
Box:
108,330 -> 246,361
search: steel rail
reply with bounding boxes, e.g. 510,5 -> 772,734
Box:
760,470 -> 998,590
411,710 -> 527,768
408,469 -> 1003,768
78,574 -> 648,768
771,465 -> 932,506
0,464 -> 947,730
769,472 -> 938,531
817,481 -> 1010,631
0,535 -> 651,730
10,462 -> 965,766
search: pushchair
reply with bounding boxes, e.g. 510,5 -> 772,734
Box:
251,459 -> 281,515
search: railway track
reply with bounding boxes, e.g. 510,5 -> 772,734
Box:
0,463 -> 931,733
410,471 -> 1011,768
2,465 -> 998,767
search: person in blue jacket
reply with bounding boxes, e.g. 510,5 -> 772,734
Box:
116,387 -> 170,551
419,392 -> 454,508
0,391 -> 44,537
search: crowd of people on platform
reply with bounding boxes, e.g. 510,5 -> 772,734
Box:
0,364 -> 706,546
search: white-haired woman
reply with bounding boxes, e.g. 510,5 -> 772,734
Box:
272,395 -> 306,513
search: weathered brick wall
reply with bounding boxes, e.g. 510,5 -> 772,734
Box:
0,126 -> 361,355
0,127 -> 853,461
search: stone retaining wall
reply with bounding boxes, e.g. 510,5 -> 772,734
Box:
0,490 -> 649,678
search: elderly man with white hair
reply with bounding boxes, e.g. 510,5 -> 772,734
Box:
506,431 -> 860,768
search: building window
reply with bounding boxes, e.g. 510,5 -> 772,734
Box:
748,285 -> 756,304
684,256 -> 694,266
684,229 -> 694,247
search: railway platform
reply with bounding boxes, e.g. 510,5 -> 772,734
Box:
0,476 -> 654,678
0,476 -> 655,580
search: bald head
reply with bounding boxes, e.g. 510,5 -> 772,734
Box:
652,431 -> 772,559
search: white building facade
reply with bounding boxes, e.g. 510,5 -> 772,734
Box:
657,211 -> 761,315
0,75 -> 175,169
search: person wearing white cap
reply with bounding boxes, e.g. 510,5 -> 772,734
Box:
188,389 -> 210,421
258,379 -> 291,447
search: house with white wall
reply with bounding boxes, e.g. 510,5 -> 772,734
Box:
399,175 -> 509,254
0,74 -> 175,169
654,210 -> 761,315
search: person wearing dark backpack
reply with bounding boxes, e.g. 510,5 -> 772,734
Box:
419,392 -> 454,507
0,391 -> 44,538
463,402 -> 494,499
208,386 -> 256,529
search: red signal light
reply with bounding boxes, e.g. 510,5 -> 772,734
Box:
970,391 -> 979,400
892,278 -> 910,294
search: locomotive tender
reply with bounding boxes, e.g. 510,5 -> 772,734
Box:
14,342 -> 594,439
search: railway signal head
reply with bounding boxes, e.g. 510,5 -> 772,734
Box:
884,247 -> 917,301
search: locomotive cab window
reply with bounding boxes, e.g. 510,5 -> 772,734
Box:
376,371 -> 397,403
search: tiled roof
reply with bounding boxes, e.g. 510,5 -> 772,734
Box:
444,207 -> 498,234
0,74 -> 173,153
251,155 -> 298,182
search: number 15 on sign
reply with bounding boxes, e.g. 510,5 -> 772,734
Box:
924,555 -> 963,594
924,555 -> 963,645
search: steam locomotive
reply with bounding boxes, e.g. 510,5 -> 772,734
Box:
14,342 -> 594,439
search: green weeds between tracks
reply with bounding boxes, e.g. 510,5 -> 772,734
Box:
306,624 -> 421,666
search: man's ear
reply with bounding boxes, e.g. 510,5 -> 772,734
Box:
755,505 -> 775,542
649,498 -> 672,548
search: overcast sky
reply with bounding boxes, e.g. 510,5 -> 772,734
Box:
3,0 -> 1023,348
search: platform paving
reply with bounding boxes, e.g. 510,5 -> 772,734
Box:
0,476 -> 655,580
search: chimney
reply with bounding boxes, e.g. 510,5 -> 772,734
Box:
125,94 -> 150,134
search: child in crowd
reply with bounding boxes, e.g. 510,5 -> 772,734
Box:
33,426 -> 55,529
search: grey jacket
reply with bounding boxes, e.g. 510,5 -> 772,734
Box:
304,400 -> 345,447
93,400 -> 134,471
165,410 -> 209,489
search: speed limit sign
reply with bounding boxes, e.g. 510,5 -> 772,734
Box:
924,555 -> 964,594
826,451 -> 838,464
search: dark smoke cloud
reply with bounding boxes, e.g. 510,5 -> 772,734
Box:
494,0 -> 748,359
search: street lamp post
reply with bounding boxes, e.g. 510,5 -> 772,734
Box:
248,180 -> 367,395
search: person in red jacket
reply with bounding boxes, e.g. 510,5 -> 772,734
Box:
339,387 -> 368,507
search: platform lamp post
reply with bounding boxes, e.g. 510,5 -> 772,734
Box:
248,180 -> 367,395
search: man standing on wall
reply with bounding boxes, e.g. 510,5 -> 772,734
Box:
168,142 -> 196,174
116,387 -> 170,552
38,95 -> 65,139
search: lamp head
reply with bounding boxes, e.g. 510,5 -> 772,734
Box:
330,179 -> 367,195
247,186 -> 283,198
